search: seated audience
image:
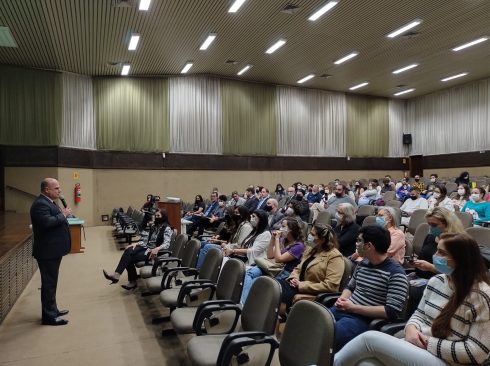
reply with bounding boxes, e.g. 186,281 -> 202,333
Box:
454,170 -> 470,186
461,186 -> 490,225
292,190 -> 310,222
184,194 -> 205,219
427,184 -> 454,211
186,192 -> 220,236
279,186 -> 297,212
255,187 -> 270,211
380,177 -> 395,193
331,225 -> 408,351
325,184 -> 357,216
265,198 -> 284,230
277,223 -> 344,311
226,191 -> 245,207
333,203 -> 360,257
400,187 -> 429,226
240,218 -> 305,304
334,232 -> 490,366
223,209 -> 271,265
103,209 -> 173,290
352,181 -> 365,203
423,173 -> 439,198
357,181 -> 379,206
411,174 -> 425,192
274,183 -> 286,199
306,184 -> 322,205
396,180 -> 411,201
451,183 -> 470,211
243,187 -> 259,212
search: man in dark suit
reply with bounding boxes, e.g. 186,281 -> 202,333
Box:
30,178 -> 72,326
243,187 -> 259,213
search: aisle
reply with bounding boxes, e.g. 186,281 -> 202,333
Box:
0,226 -> 188,366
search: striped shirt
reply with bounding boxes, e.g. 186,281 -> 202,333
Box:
407,275 -> 490,365
347,257 -> 408,321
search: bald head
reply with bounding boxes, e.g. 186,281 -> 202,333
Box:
41,178 -> 61,200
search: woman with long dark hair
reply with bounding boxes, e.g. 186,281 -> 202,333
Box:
334,232 -> 490,366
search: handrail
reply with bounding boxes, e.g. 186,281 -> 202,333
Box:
5,185 -> 37,198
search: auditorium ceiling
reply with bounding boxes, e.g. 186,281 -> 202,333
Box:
0,0 -> 488,98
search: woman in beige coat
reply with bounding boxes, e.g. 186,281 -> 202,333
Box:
278,223 -> 345,311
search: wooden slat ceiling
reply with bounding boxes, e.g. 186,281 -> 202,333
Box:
0,0 -> 488,98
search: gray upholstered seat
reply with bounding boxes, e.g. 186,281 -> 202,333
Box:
139,233 -> 187,278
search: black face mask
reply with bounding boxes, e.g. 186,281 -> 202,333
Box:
264,205 -> 273,212
308,188 -> 313,193
410,195 -> 417,200
154,217 -> 165,224
296,195 -> 303,201
335,192 -> 343,198
414,178 -> 419,182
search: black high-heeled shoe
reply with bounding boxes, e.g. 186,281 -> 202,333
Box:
121,283 -> 137,290
103,270 -> 119,284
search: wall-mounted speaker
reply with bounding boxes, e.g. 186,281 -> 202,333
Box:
402,133 -> 412,145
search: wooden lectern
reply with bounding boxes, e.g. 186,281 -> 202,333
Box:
68,218 -> 85,254
158,201 -> 182,234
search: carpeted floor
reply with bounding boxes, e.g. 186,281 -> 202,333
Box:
0,226 -> 189,366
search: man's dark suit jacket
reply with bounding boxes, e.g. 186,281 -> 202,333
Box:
243,196 -> 259,213
30,195 -> 71,260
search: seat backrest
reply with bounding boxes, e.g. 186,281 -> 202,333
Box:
362,215 -> 376,227
385,200 -> 402,209
408,209 -> 427,235
216,259 -> 246,303
241,276 -> 281,335
315,211 -> 332,225
466,226 -> 490,249
455,211 -> 473,229
382,191 -> 396,201
412,223 -> 429,256
279,301 -> 336,366
171,234 -> 188,257
198,247 -> 223,283
127,206 -> 133,215
339,257 -> 353,291
180,238 -> 201,268
357,205 -> 376,217
445,182 -> 458,194
405,238 -> 413,257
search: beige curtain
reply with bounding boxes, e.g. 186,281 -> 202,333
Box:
221,79 -> 277,155
346,95 -> 389,157
94,78 -> 169,152
0,65 -> 61,146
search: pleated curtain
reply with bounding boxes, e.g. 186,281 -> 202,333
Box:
388,99 -> 408,157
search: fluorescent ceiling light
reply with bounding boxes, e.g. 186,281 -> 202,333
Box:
297,74 -> 315,84
121,64 -> 130,76
229,0 -> 247,13
0,26 -> 18,47
200,34 -> 217,50
139,0 -> 151,11
237,65 -> 252,76
265,39 -> 286,54
181,62 -> 193,74
308,1 -> 338,21
452,37 -> 488,51
349,82 -> 369,90
128,34 -> 140,51
386,19 -> 422,38
441,72 -> 468,82
334,51 -> 358,64
392,63 -> 419,74
393,88 -> 415,96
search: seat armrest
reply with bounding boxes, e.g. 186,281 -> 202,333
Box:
369,318 -> 390,330
217,331 -> 278,366
151,256 -> 181,276
315,292 -> 342,308
380,322 -> 407,336
193,300 -> 240,335
177,280 -> 217,307
160,266 -> 192,289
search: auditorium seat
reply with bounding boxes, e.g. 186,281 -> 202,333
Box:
138,233 -> 187,278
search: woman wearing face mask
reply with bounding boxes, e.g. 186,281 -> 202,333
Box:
454,171 -> 470,186
240,218 -> 305,304
451,184 -> 470,211
461,187 -> 490,225
427,185 -> 454,211
274,183 -> 285,199
334,232 -> 490,366
184,194 -> 205,218
277,223 -> 345,313
352,181 -> 365,203
223,209 -> 271,265
103,209 -> 173,290
333,203 -> 360,257
357,181 -> 379,206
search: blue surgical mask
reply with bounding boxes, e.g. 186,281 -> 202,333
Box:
307,234 -> 315,243
432,255 -> 454,275
429,225 -> 442,237
375,216 -> 386,227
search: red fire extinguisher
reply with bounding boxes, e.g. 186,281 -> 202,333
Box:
74,183 -> 81,204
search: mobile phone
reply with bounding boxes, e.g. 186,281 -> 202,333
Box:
404,255 -> 415,263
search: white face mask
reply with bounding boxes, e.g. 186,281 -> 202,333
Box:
470,193 -> 481,202
457,189 -> 465,196
250,217 -> 257,227
285,207 -> 294,216
307,234 -> 314,242
432,192 -> 441,199
430,178 -> 436,183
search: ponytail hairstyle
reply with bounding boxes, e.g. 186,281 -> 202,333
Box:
311,223 -> 337,253
431,233 -> 490,338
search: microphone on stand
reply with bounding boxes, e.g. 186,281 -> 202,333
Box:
59,195 -> 74,218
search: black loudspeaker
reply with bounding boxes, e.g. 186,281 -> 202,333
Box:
402,133 -> 412,145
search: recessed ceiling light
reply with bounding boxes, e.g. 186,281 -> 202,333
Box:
452,37 -> 488,51
441,72 -> 468,82
139,0 -> 151,11
237,65 -> 252,76
297,74 -> 315,84
308,1 -> 338,21
121,64 -> 130,76
349,82 -> 369,90
200,34 -> 217,50
393,88 -> 415,96
392,63 -> 419,74
181,62 -> 193,74
334,52 -> 358,64
229,0 -> 247,13
265,39 -> 286,54
386,19 -> 422,38
128,34 -> 140,51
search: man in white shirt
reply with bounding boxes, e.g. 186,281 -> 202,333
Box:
400,187 -> 428,226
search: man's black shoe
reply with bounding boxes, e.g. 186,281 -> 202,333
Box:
42,317 -> 69,326
57,309 -> 69,316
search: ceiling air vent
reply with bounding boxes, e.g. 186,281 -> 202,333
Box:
225,59 -> 238,65
0,26 -> 17,47
112,0 -> 134,8
281,4 -> 301,14
400,31 -> 420,39
319,74 -> 332,79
